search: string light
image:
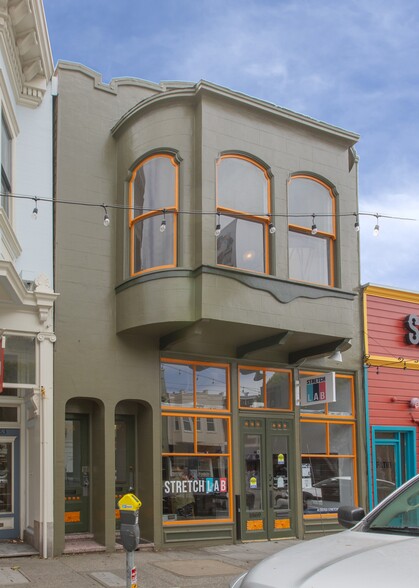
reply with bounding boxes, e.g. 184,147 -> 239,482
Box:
215,213 -> 221,237
31,197 -> 38,220
373,214 -> 380,237
102,205 -> 110,227
160,209 -> 167,233
311,214 -> 318,235
354,213 -> 360,232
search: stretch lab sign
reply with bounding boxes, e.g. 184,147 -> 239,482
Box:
164,477 -> 228,495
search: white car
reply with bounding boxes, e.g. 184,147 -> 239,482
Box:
230,474 -> 419,588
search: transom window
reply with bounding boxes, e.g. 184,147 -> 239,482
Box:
239,367 -> 292,410
216,155 -> 271,274
129,153 -> 178,276
1,114 -> 11,217
288,175 -> 336,286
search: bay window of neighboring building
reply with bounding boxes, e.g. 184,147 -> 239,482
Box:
300,373 -> 357,517
129,153 -> 178,276
216,154 -> 271,274
161,359 -> 232,524
288,175 -> 336,286
1,114 -> 12,217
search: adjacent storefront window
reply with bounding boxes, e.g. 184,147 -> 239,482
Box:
239,367 -> 292,410
300,373 -> 356,516
3,336 -> 36,385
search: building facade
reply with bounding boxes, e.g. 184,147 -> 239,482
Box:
0,0 -> 56,557
363,285 -> 419,509
53,62 -> 365,554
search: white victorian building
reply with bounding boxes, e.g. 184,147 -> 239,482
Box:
0,0 -> 56,557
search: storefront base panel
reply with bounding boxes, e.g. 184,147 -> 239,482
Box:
163,524 -> 234,545
303,518 -> 341,537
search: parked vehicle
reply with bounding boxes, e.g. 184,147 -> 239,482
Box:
230,474 -> 419,588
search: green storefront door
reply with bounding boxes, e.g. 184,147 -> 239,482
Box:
115,415 -> 136,529
65,414 -> 90,533
240,416 -> 295,540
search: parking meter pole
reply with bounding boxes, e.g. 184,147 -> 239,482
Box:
117,493 -> 142,588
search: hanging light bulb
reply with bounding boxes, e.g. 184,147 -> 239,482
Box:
311,214 -> 318,235
102,205 -> 110,227
268,215 -> 276,234
160,210 -> 167,233
32,198 -> 38,220
373,214 -> 380,237
215,213 -> 221,237
354,213 -> 360,232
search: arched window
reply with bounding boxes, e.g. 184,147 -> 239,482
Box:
216,155 -> 270,274
129,153 -> 178,276
288,175 -> 336,286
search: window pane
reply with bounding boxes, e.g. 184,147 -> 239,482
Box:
133,213 -> 174,273
266,371 -> 290,409
0,442 -> 12,513
329,424 -> 353,455
289,231 -> 330,285
197,418 -> 228,453
302,457 -> 354,514
3,336 -> 36,385
288,177 -> 333,233
162,416 -> 194,453
239,369 -> 264,408
218,157 -> 268,214
196,366 -> 227,410
217,216 -> 265,272
161,363 -> 193,408
329,378 -> 353,416
133,156 -> 175,214
301,421 -> 326,454
163,455 -> 229,522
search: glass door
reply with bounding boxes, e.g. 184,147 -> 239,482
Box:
0,430 -> 20,539
115,415 -> 135,529
64,414 -> 90,533
240,417 -> 295,540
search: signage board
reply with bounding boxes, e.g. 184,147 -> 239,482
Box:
299,372 -> 336,406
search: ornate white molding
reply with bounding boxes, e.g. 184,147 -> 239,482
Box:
0,0 -> 53,108
36,332 -> 56,343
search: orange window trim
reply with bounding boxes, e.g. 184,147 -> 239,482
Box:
161,358 -> 231,412
238,365 -> 293,410
129,153 -> 179,277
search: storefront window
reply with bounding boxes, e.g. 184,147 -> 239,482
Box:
300,374 -> 354,417
3,336 -> 36,385
161,360 -> 229,411
239,367 -> 292,410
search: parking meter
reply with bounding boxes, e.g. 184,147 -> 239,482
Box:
118,493 -> 142,552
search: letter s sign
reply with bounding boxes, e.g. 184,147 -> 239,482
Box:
406,314 -> 419,345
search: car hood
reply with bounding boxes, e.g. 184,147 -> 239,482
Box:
236,530 -> 419,588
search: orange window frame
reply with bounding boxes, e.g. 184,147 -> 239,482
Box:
161,412 -> 233,525
288,174 -> 336,287
161,358 -> 231,413
129,153 -> 179,277
238,365 -> 293,411
216,154 -> 271,275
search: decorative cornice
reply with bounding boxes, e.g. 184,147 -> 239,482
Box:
0,0 -> 53,108
116,265 -> 356,305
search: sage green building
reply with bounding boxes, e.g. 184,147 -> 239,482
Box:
53,61 -> 364,555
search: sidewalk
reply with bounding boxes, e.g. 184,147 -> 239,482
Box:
0,540 -> 301,587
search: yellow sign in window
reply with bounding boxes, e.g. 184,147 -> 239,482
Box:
65,511 -> 80,523
275,518 -> 290,529
247,519 -> 263,531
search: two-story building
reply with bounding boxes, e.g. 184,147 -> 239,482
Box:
53,61 -> 365,554
0,0 -> 56,557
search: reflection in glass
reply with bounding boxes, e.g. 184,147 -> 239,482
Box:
244,434 -> 263,515
162,455 -> 229,521
302,457 -> 354,514
375,445 -> 397,503
289,230 -> 330,285
133,213 -> 174,273
161,363 -> 193,407
0,442 -> 12,513
240,369 -> 264,408
272,436 -> 289,512
301,421 -> 326,454
330,378 -> 353,415
266,371 -> 291,409
329,424 -> 353,455
288,177 -> 333,233
197,418 -> 228,453
3,336 -> 36,385
196,366 -> 227,409
65,420 -> 81,491
133,156 -> 175,213
217,216 -> 265,272
162,416 -> 194,454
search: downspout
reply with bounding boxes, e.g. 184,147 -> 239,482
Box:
41,386 -> 47,558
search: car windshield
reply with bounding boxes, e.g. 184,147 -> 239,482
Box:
367,476 -> 419,535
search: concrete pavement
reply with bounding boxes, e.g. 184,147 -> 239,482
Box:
0,540 -> 301,587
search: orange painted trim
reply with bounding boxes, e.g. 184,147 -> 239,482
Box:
129,153 -> 179,277
238,365 -> 293,411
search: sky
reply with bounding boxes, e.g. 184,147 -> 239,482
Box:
43,0 -> 419,291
